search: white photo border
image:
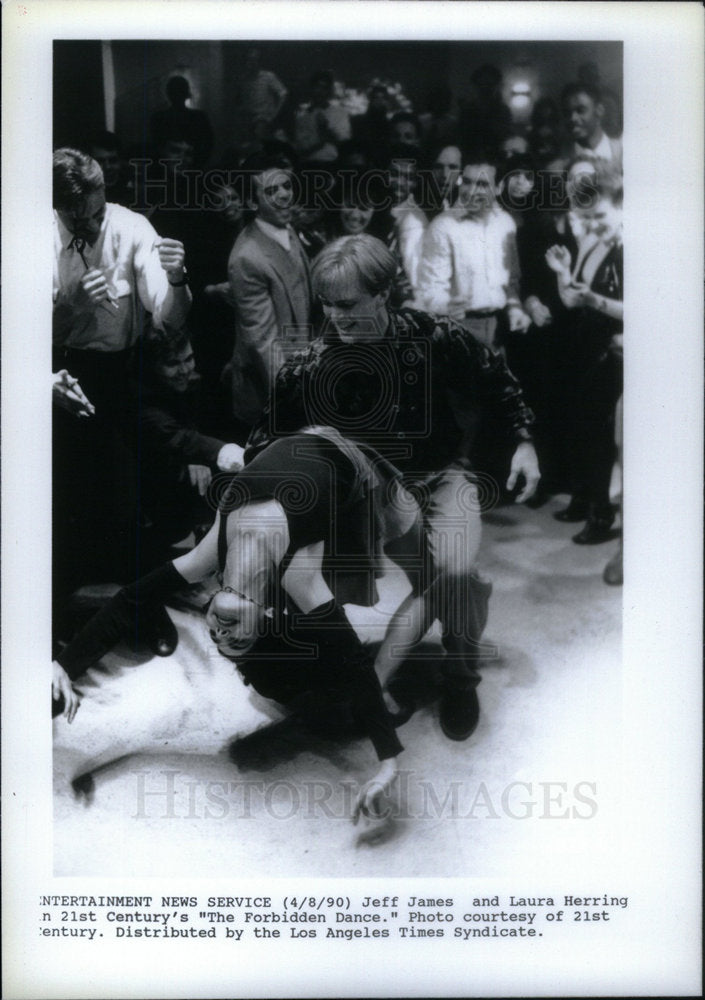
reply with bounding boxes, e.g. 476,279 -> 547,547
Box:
2,2 -> 702,997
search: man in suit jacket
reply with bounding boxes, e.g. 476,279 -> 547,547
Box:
228,154 -> 312,427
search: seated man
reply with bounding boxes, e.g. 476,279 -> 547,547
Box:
129,329 -> 244,567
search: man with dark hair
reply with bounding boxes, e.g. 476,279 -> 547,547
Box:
128,329 -> 244,566
388,111 -> 422,154
227,153 -> 312,427
86,130 -> 134,208
248,233 -> 540,742
379,150 -> 428,302
429,143 -> 463,215
418,152 -> 531,353
52,147 -> 191,649
561,82 -> 622,170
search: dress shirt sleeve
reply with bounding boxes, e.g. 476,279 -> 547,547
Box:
130,211 -> 192,330
417,220 -> 453,314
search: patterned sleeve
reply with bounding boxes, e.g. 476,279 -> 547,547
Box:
245,345 -> 318,456
432,316 -> 535,441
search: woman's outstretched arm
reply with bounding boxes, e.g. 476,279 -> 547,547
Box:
281,541 -> 404,821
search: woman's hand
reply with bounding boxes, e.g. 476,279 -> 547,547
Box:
561,281 -> 590,309
52,662 -> 81,723
353,757 -> 398,824
352,758 -> 399,846
545,244 -> 572,276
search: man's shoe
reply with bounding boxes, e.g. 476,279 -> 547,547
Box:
554,499 -> 590,523
439,683 -> 480,742
142,605 -> 179,657
572,520 -> 617,545
603,546 -> 623,585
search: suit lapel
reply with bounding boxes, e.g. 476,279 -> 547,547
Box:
249,223 -> 310,324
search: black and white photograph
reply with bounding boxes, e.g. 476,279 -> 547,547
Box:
2,2 -> 702,998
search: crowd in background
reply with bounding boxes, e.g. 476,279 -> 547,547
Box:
52,54 -> 624,652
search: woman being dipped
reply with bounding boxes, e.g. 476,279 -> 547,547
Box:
53,425 -> 427,821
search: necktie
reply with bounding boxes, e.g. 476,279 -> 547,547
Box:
69,235 -> 89,268
68,235 -> 117,313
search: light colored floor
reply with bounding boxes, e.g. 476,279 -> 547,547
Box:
53,495 -> 622,878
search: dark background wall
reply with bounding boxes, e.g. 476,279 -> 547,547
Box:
53,41 -> 106,147
54,38 -> 622,157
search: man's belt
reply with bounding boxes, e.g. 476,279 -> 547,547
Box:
464,308 -> 500,319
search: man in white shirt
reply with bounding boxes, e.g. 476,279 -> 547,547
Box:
561,82 -> 623,171
53,166 -> 191,355
418,155 -> 530,353
52,147 -> 191,648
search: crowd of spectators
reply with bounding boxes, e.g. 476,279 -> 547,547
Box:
53,57 -> 624,655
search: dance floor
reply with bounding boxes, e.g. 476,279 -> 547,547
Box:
53,494 -> 622,877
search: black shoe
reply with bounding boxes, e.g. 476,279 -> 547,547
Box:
554,499 -> 590,522
572,520 -> 617,545
142,605 -> 178,657
439,683 -> 480,741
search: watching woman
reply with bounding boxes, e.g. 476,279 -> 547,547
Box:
545,169 -> 623,544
